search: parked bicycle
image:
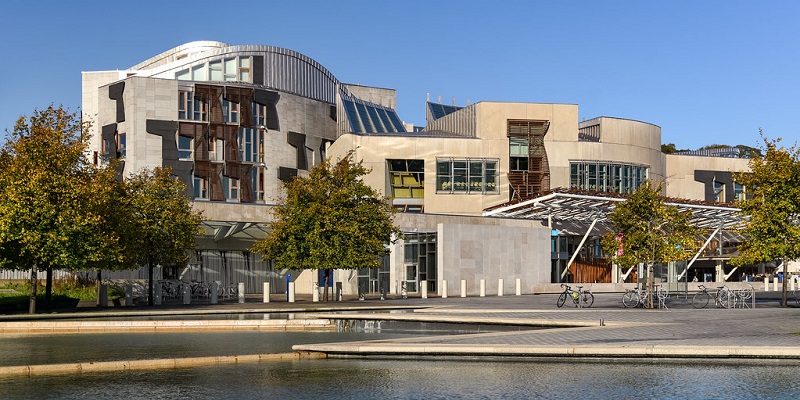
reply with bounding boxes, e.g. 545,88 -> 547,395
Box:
557,284 -> 594,308
692,285 -> 730,309
621,285 -> 669,308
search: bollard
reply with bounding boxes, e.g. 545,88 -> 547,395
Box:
792,277 -> 796,292
441,280 -> 448,299
401,282 -> 408,299
498,278 -> 504,297
125,283 -> 134,306
238,282 -> 245,304
335,282 -> 343,301
774,278 -> 779,292
461,280 -> 467,298
288,282 -> 295,303
380,288 -> 386,300
312,281 -> 319,302
262,282 -> 270,303
210,281 -> 219,304
764,277 -> 769,291
421,282 -> 428,299
286,274 -> 291,302
479,279 -> 486,297
98,283 -> 109,307
154,283 -> 162,306
516,278 -> 521,296
182,284 -> 190,305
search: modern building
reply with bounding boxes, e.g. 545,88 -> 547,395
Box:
79,41 -> 756,297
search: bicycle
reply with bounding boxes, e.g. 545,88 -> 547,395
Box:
622,287 -> 646,308
692,285 -> 731,309
557,284 -> 594,308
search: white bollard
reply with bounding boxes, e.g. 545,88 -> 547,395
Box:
516,278 -> 521,296
210,281 -> 219,304
461,280 -> 467,298
421,282 -> 428,299
312,282 -> 319,302
764,277 -> 769,291
774,278 -> 779,292
154,283 -> 162,306
238,282 -> 245,304
498,279 -> 504,297
288,282 -> 295,303
442,280 -> 448,298
480,279 -> 486,297
263,282 -> 270,303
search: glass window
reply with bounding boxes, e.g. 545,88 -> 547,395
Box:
436,158 -> 498,194
178,91 -> 189,120
388,159 -> 424,200
223,99 -> 239,123
224,58 -> 236,81
193,176 -> 208,199
253,102 -> 267,127
238,57 -> 250,82
568,161 -> 648,194
238,128 -> 260,163
734,182 -> 745,201
116,132 -> 126,158
209,138 -> 223,162
177,135 -> 193,160
223,176 -> 239,201
175,69 -> 190,80
191,64 -> 205,81
209,60 -> 223,81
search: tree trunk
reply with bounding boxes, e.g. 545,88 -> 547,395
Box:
647,263 -> 655,309
45,264 -> 53,306
322,269 -> 329,302
148,261 -> 154,306
29,262 -> 38,314
781,258 -> 788,307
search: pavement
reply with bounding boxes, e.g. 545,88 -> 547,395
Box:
2,290 -> 800,363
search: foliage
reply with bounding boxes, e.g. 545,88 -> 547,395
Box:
601,181 -> 698,269
252,151 -> 401,271
0,106 -> 124,272
730,135 -> 800,267
120,167 -> 203,304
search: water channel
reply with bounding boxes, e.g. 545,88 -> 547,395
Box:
1,316 -> 799,398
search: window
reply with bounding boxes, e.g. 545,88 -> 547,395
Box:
177,135 -> 193,160
436,158 -> 498,194
388,159 -> 424,199
209,60 -> 223,81
238,127 -> 263,163
179,90 -> 207,121
193,176 -> 208,199
509,137 -> 529,171
101,138 -> 113,161
569,161 -> 648,194
238,57 -> 250,82
208,138 -> 223,161
253,166 -> 265,201
191,64 -> 205,81
116,132 -> 126,158
713,179 -> 725,202
224,58 -> 236,81
223,176 -> 239,201
734,182 -> 745,201
223,99 -> 239,123
175,69 -> 190,80
253,102 -> 267,127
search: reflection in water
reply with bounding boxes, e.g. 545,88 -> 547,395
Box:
2,359 -> 800,399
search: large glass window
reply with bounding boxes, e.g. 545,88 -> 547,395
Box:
238,57 -> 250,82
191,64 -> 205,81
569,161 -> 648,194
713,179 -> 725,202
509,137 -> 529,171
222,176 -> 239,201
209,60 -> 223,81
388,159 -> 424,199
224,58 -> 237,81
253,102 -> 267,127
734,182 -> 745,201
238,127 -> 264,163
436,158 -> 498,194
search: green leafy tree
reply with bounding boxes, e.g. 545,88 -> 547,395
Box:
122,167 -> 203,306
252,151 -> 401,301
730,134 -> 800,306
0,106 -> 124,313
601,181 -> 698,308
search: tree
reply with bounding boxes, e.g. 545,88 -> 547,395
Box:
122,167 -> 203,306
601,181 -> 698,308
0,106 -> 124,313
730,134 -> 800,306
252,151 -> 401,301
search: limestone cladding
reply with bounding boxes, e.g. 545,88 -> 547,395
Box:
665,153 -> 750,200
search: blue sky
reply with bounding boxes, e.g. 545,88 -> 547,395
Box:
1,0 -> 798,150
